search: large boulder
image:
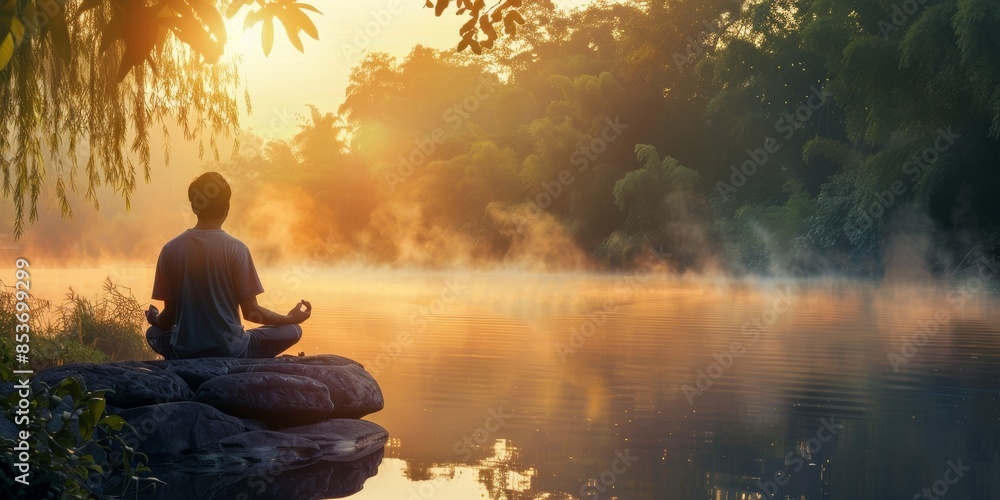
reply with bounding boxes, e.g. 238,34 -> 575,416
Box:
34,361 -> 191,408
115,402 -> 246,462
192,372 -> 335,427
230,363 -> 383,418
278,419 -> 389,462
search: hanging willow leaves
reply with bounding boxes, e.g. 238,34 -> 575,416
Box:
0,0 -> 245,237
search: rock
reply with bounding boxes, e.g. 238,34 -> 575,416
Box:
34,362 -> 191,408
230,363 -> 383,418
115,402 -> 246,462
258,354 -> 363,368
278,419 -> 389,462
0,414 -> 17,442
139,358 -> 241,390
192,372 -> 335,427
238,417 -> 270,431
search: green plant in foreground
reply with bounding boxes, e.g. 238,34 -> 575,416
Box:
0,363 -> 160,498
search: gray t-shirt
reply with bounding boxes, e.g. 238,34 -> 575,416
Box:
151,229 -> 264,357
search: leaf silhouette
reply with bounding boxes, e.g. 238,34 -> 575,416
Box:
280,13 -> 303,51
435,0 -> 449,16
262,15 -> 274,55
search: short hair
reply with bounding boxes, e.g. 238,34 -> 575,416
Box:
188,172 -> 231,219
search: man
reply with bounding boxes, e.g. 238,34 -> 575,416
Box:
145,172 -> 311,359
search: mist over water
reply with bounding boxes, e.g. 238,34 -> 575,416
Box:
12,266 -> 999,499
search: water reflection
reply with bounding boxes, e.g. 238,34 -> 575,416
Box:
25,269 -> 1000,499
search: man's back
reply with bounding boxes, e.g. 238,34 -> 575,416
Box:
152,229 -> 264,357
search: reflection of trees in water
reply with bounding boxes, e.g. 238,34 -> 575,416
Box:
476,439 -> 536,499
396,438 -> 539,499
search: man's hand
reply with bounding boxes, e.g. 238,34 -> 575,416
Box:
287,300 -> 312,324
146,305 -> 159,326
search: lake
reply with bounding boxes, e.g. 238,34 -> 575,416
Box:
18,266 -> 1000,499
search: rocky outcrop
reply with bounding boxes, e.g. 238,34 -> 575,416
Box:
34,355 -> 387,499
229,362 -> 384,418
34,361 -> 192,408
193,372 -> 337,427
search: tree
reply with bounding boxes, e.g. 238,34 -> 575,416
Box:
0,0 -> 530,237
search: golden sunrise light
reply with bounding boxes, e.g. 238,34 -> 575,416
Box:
1,0 -> 999,499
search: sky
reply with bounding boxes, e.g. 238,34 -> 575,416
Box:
231,0 -> 595,139
0,0 -> 601,265
231,1 -> 465,138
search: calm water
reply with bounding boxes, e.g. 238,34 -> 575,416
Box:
19,266 -> 1000,499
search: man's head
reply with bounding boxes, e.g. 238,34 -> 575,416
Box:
189,172 -> 231,221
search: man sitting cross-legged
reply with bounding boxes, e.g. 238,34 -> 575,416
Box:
145,172 -> 311,359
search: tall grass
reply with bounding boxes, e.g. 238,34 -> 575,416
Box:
0,278 -> 153,370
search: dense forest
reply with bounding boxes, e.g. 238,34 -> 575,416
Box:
205,0 -> 1000,276
6,0 -> 1000,276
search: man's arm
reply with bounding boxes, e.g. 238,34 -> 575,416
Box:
239,295 -> 312,325
146,301 -> 176,330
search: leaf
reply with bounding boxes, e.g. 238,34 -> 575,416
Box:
292,2 -> 321,14
86,396 -> 106,420
0,17 -> 24,71
503,11 -> 523,35
98,415 -> 126,430
280,14 -> 303,51
424,0 -> 432,7
459,14 -> 476,35
261,15 -> 274,55
243,8 -> 262,30
168,10 -> 222,62
77,0 -> 104,15
188,0 -> 227,45
457,30 -> 473,52
47,14 -> 72,63
434,0 -> 448,16
288,7 -> 317,39
225,0 -> 251,18
479,13 -> 496,43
